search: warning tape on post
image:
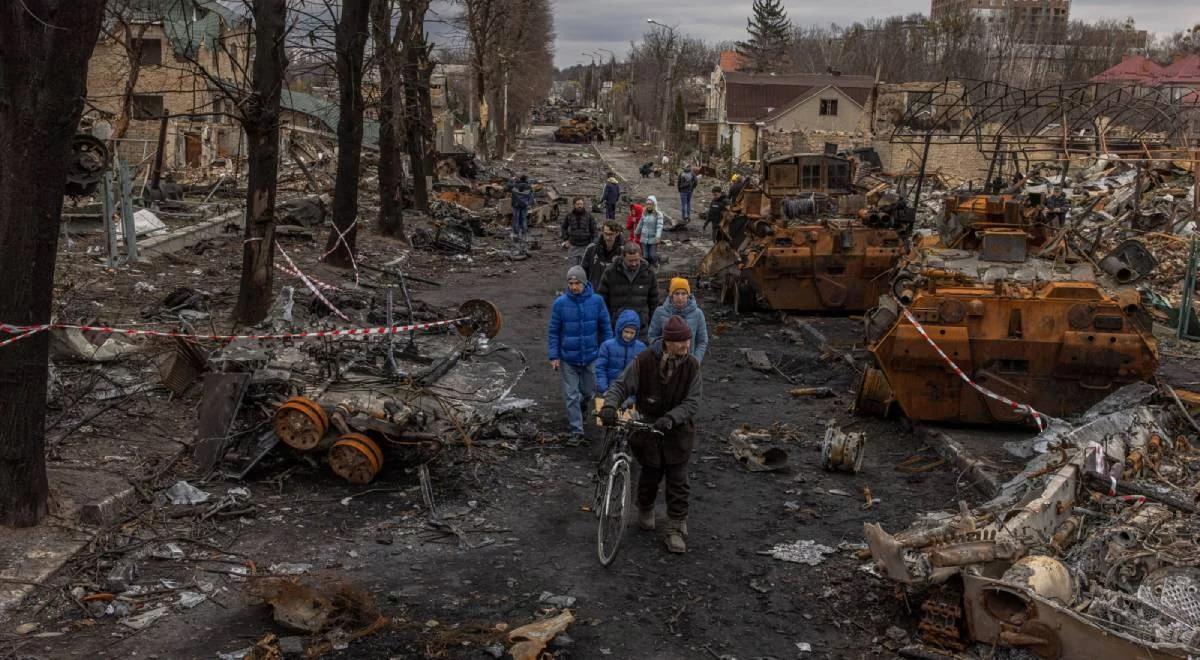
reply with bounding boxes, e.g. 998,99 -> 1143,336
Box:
0,318 -> 469,350
900,306 -> 1046,431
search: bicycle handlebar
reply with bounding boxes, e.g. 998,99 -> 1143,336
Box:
597,416 -> 664,437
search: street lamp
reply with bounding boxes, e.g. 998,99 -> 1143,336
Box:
646,19 -> 678,161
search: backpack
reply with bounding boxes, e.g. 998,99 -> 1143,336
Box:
677,172 -> 694,192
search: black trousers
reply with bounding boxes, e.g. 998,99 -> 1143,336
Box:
637,462 -> 689,519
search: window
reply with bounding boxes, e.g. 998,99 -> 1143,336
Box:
801,163 -> 821,189
907,91 -> 934,114
131,94 -> 164,119
819,99 -> 838,116
134,38 -> 162,66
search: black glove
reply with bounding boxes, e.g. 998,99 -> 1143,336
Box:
653,416 -> 674,433
599,406 -> 618,427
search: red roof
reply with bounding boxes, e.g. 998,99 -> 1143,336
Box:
724,71 -> 875,123
719,50 -> 747,73
1091,55 -> 1165,84
1161,54 -> 1200,84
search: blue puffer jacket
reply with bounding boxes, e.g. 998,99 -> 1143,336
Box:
547,283 -> 613,366
596,309 -> 647,390
647,295 -> 710,362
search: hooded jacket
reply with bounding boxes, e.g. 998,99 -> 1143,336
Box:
548,282 -> 612,366
596,309 -> 647,391
597,256 -> 658,331
625,203 -> 644,243
648,295 -> 710,362
637,195 -> 664,245
561,206 -> 597,246
602,178 -> 621,205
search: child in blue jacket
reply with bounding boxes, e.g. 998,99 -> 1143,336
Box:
596,309 -> 648,399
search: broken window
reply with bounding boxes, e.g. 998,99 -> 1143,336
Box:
132,94 -> 164,120
819,99 -> 838,116
828,160 -> 850,190
134,38 -> 162,66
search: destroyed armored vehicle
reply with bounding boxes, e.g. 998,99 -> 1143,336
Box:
856,193 -> 1159,425
700,153 -> 912,313
553,115 -> 599,144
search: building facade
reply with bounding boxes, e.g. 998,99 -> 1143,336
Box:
931,0 -> 1070,44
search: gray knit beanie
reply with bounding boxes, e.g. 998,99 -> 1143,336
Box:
567,265 -> 587,283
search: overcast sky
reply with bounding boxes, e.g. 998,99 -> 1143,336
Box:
548,0 -> 1199,69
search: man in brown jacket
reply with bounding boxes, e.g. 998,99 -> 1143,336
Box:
599,315 -> 701,554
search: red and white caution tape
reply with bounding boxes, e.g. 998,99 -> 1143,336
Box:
275,243 -> 350,321
0,318 -> 468,348
900,306 -> 1046,431
275,262 -> 338,291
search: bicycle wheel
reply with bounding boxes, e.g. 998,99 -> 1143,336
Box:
591,430 -> 617,520
596,458 -> 630,566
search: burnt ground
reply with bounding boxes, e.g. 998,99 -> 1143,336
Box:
1,127 -> 1055,660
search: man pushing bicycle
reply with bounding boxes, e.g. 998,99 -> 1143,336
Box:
599,315 -> 702,554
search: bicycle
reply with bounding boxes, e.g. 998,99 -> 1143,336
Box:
592,417 -> 662,566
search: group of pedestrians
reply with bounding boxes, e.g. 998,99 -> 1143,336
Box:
546,167 -> 711,553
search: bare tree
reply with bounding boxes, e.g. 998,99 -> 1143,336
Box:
232,0 -> 289,323
372,0 -> 408,237
322,0 -> 370,268
402,0 -> 434,208
0,0 -> 108,527
99,0 -> 152,138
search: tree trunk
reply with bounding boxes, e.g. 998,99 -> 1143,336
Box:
403,20 -> 431,212
415,41 -> 437,185
323,0 -> 369,267
0,0 -> 107,528
233,0 -> 287,325
372,0 -> 406,239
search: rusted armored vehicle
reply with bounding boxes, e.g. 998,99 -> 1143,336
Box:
856,200 -> 1159,425
701,153 -> 912,313
553,115 -> 599,144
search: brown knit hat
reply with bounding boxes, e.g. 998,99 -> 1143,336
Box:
663,315 -> 692,342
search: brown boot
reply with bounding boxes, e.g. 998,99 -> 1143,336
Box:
664,518 -> 687,554
638,508 -> 655,531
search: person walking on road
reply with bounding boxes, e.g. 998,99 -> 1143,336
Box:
637,195 -> 664,266
510,175 -> 534,251
625,199 -> 644,244
676,165 -> 699,223
597,242 -> 659,332
703,186 -> 728,242
601,172 -> 621,220
595,309 -> 647,399
600,315 -> 702,554
548,266 -> 612,443
582,220 -> 624,288
648,278 -> 710,362
562,197 -> 597,266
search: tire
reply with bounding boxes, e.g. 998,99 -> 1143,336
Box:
597,458 -> 630,566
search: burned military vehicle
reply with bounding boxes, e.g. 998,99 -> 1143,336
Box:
700,153 -> 913,313
856,193 -> 1159,426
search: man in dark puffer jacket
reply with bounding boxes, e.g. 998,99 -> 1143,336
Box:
561,197 -> 596,266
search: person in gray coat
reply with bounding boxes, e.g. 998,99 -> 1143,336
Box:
647,277 -> 709,362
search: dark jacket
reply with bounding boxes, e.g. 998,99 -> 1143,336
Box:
704,194 -> 728,229
547,283 -> 612,366
561,207 -> 596,246
511,184 -> 533,210
602,178 -> 621,205
677,170 -> 697,193
582,233 -> 625,287
596,309 -> 647,391
597,258 -> 659,331
603,341 -> 701,466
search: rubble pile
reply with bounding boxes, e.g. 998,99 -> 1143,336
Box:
864,383 -> 1200,657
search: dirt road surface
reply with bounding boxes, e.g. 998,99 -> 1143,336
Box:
5,126 -> 973,659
